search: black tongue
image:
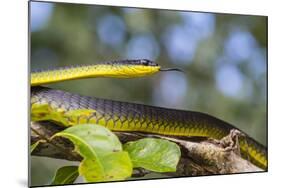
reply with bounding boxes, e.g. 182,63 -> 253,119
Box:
159,68 -> 185,73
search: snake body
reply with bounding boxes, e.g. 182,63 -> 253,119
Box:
31,59 -> 267,170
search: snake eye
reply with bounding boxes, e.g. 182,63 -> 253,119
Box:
140,59 -> 158,66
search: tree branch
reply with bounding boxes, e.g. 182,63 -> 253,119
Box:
31,121 -> 262,177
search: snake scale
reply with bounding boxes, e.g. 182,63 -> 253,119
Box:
30,59 -> 267,170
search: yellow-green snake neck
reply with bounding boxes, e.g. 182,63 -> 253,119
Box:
31,59 -> 160,86
30,59 -> 267,170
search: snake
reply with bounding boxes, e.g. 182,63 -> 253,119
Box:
30,59 -> 267,170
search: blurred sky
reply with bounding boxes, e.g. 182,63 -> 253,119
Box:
30,1 -> 267,186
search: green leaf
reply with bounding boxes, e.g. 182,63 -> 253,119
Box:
53,124 -> 132,182
30,141 -> 41,153
54,124 -> 122,157
31,103 -> 96,127
79,151 -> 132,182
123,138 -> 181,172
51,166 -> 79,185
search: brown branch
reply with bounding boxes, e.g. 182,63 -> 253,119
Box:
31,121 -> 82,161
30,121 -> 262,177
